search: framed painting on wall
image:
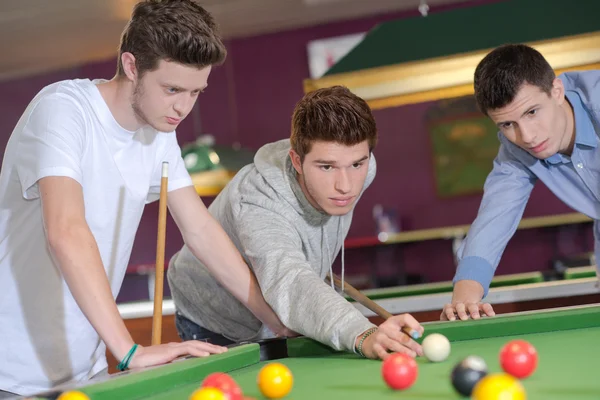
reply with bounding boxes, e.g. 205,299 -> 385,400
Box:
425,95 -> 500,197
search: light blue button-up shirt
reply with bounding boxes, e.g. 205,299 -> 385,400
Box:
454,71 -> 600,296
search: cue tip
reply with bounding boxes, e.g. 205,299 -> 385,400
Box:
402,326 -> 421,340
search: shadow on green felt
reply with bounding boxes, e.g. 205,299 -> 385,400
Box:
535,387 -> 600,398
322,383 -> 463,398
325,385 -> 461,399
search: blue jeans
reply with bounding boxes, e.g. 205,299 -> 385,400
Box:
175,312 -> 235,347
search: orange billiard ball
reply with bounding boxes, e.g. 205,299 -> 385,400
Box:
257,362 -> 293,399
57,391 -> 90,400
471,373 -> 526,400
190,387 -> 227,400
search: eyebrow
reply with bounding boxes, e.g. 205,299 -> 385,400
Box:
163,84 -> 207,92
496,104 -> 540,127
313,155 -> 369,165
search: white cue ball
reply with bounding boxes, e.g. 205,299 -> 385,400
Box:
422,333 -> 451,362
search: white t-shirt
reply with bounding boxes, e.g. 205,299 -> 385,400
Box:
0,79 -> 193,395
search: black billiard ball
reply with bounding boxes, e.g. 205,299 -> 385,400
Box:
451,356 -> 488,396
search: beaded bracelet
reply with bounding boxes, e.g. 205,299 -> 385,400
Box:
356,327 -> 377,358
117,344 -> 139,371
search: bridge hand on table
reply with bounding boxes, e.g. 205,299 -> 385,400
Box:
442,279 -> 496,321
441,301 -> 496,321
128,341 -> 227,369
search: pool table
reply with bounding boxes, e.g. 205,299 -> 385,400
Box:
353,266 -> 600,322
33,303 -> 600,399
112,267 -> 600,367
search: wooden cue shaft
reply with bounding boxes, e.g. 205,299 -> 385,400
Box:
328,274 -> 420,339
151,162 -> 169,346
329,274 -> 393,319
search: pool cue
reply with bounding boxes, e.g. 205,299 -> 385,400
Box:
152,162 -> 169,346
326,273 -> 421,339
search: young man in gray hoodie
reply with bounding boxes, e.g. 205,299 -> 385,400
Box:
168,86 -> 425,360
444,44 -> 600,321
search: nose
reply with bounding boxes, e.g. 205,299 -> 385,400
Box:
519,124 -> 536,145
335,169 -> 351,194
173,95 -> 195,116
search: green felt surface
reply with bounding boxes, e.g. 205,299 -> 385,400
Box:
45,306 -> 600,400
142,327 -> 600,399
351,265 -> 594,302
564,266 -> 596,280
358,271 -> 544,301
35,345 -> 260,400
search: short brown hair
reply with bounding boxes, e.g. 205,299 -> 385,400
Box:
474,44 -> 555,115
117,0 -> 227,77
291,86 -> 377,161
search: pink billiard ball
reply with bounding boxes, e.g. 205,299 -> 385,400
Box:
382,353 -> 418,390
499,339 -> 538,379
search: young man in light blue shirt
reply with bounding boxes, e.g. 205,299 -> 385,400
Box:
443,44 -> 600,321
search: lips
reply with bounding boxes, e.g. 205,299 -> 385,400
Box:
166,117 -> 181,125
530,139 -> 548,154
330,197 -> 354,207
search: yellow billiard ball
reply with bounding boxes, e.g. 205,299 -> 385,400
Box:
57,391 -> 90,400
257,362 -> 293,399
472,373 -> 526,400
189,387 -> 227,400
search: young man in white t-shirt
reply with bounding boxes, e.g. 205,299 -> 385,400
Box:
0,1 -> 290,397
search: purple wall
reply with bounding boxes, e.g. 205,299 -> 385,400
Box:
1,0 -> 592,299
341,101 -> 591,283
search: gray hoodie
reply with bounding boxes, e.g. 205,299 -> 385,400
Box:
167,138 -> 377,352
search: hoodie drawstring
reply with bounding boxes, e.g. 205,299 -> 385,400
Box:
324,218 -> 345,294
323,224 -> 335,290
340,218 -> 345,294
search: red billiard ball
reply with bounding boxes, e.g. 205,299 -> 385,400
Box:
382,353 -> 418,390
499,339 -> 538,379
201,372 -> 243,400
